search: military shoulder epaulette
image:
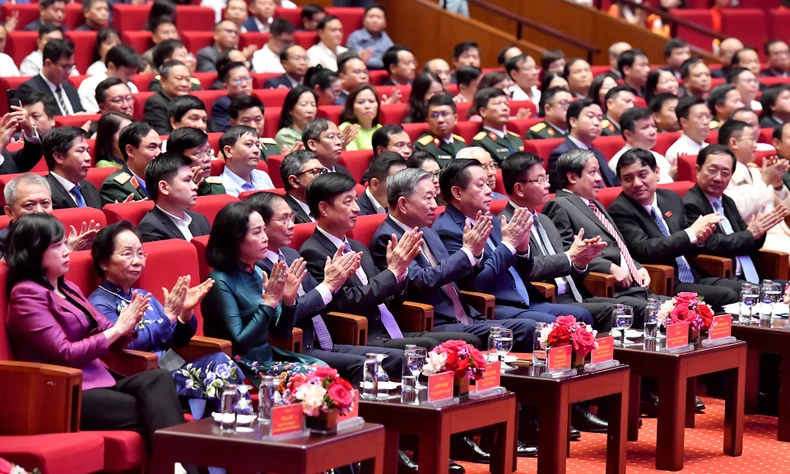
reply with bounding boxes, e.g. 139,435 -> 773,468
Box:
113,172 -> 131,185
260,137 -> 277,145
205,176 -> 223,184
190,77 -> 201,85
418,135 -> 435,146
473,132 -> 487,141
530,122 -> 547,133
601,119 -> 610,128
507,130 -> 521,137
710,120 -> 720,129
452,134 -> 466,143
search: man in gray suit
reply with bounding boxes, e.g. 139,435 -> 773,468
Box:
196,20 -> 242,73
499,152 -> 617,331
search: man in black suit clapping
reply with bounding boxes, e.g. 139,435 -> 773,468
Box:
42,127 -> 102,210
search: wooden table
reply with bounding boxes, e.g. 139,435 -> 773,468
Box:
149,418 -> 385,474
501,364 -> 629,474
731,318 -> 790,441
614,339 -> 746,471
358,389 -> 517,474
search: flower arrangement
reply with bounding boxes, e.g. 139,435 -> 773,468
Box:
278,366 -> 354,417
656,292 -> 713,330
0,458 -> 39,474
422,340 -> 487,381
539,316 -> 598,357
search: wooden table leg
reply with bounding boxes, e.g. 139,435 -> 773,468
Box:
490,397 -> 516,474
417,419 -> 451,474
361,428 -> 386,474
605,380 -> 628,474
745,346 -> 761,414
537,389 -> 569,474
382,429 -> 400,474
778,352 -> 790,442
150,445 -> 176,474
656,363 -> 687,471
723,363 -> 745,456
685,376 -> 697,429
627,373 -> 641,442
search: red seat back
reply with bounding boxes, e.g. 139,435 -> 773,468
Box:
593,136 -> 626,161
379,103 -> 408,125
369,70 -> 388,86
292,222 -> 317,250
55,114 -> 101,129
252,89 -> 290,108
455,121 -> 480,144
239,188 -> 286,200
508,100 -> 537,118
493,169 -> 505,195
507,118 -> 542,138
654,131 -> 682,156
122,31 -> 153,55
133,92 -> 156,121
348,214 -> 386,247
103,200 -> 155,225
181,31 -> 214,55
338,150 -> 374,183
489,198 -> 508,216
0,76 -> 34,115
317,105 -> 342,125
64,32 -> 98,75
294,32 -> 319,50
597,187 -> 623,210
263,106 -> 281,139
6,31 -> 37,67
65,250 -> 100,297
138,239 -> 204,322
402,123 -> 431,142
325,7 -> 365,43
671,9 -> 714,52
721,9 -> 768,57
676,154 -> 698,183
55,207 -> 108,233
658,180 -> 695,197
191,194 -> 238,225
267,155 -> 285,188
0,261 -> 9,361
85,167 -> 118,192
523,137 -> 565,166
191,235 -> 211,282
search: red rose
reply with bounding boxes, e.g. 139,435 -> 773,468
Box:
555,315 -> 577,329
327,381 -> 353,409
676,292 -> 697,301
469,346 -> 487,369
314,366 -> 338,379
670,305 -> 693,323
548,325 -> 571,347
698,304 -> 714,329
442,339 -> 469,354
572,327 -> 597,355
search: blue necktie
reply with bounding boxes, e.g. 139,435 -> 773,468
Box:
486,237 -> 530,306
71,185 -> 86,208
712,199 -> 759,284
650,207 -> 695,284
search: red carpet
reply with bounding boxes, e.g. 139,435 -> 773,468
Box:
458,396 -> 790,473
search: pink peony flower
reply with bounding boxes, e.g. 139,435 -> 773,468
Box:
441,339 -> 469,354
469,346 -> 487,370
327,381 -> 353,411
314,366 -> 338,378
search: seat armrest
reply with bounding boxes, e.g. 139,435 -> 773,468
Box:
530,283 -> 556,303
103,349 -> 158,376
0,361 -> 82,435
325,312 -> 369,346
584,272 -> 615,298
692,255 -> 732,279
173,336 -> 232,361
396,302 -> 434,332
271,327 -> 303,354
755,249 -> 789,280
460,291 -> 496,319
642,264 -> 675,296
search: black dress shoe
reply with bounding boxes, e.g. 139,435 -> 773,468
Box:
571,405 -> 608,433
569,426 -> 581,441
449,460 -> 466,473
516,441 -> 538,457
695,397 -> 705,413
641,392 -> 660,418
450,436 -> 491,464
397,450 -> 418,473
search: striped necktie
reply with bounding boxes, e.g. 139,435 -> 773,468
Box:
54,85 -> 68,115
712,199 -> 759,284
279,252 -> 333,351
587,201 -> 642,285
486,237 -> 531,306
650,207 -> 695,283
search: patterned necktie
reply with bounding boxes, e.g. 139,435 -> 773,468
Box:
70,185 -> 86,208
712,199 -> 759,284
486,236 -> 531,306
421,244 -> 470,325
532,216 -> 584,303
279,251 -> 333,351
650,208 -> 695,283
343,241 -> 404,339
54,85 -> 68,115
587,201 -> 642,285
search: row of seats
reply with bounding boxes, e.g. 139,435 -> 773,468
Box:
672,8 -> 790,53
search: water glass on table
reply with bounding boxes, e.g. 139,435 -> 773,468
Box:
487,326 -> 502,362
532,322 -> 548,367
362,353 -> 379,400
495,328 -> 514,369
739,283 -> 757,322
614,305 -> 634,346
403,346 -> 426,391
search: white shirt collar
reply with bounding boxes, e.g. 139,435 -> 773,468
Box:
50,171 -> 77,193
562,188 -> 591,205
679,132 -> 707,149
156,205 -> 192,225
290,193 -> 312,217
316,225 -> 346,250
389,215 -> 414,234
266,249 -> 280,264
365,187 -> 387,214
222,166 -> 251,187
642,193 -> 660,215
482,126 -> 506,139
568,135 -> 589,150
254,16 -> 272,31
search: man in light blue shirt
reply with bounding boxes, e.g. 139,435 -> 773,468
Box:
219,125 -> 275,197
345,4 -> 393,70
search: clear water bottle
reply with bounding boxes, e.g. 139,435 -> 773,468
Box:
760,280 -> 775,321
740,283 -> 756,322
487,327 -> 502,362
376,357 -> 390,399
362,353 -> 379,400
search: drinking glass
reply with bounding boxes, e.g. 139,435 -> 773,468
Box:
615,305 -> 634,346
234,385 -> 255,432
644,300 -> 659,340
487,327 -> 502,363
376,354 -> 390,399
220,385 -> 239,432
403,346 -> 426,391
739,283 -> 757,322
495,328 -> 514,366
361,353 -> 379,400
258,376 -> 284,424
532,322 -> 549,367
760,280 -> 781,320
412,347 -> 427,388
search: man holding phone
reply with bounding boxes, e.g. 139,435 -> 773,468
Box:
0,104 -> 44,175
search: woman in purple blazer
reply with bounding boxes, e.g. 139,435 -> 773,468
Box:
5,214 -> 189,452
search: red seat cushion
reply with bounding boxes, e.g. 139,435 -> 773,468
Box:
0,433 -> 105,474
671,9 -> 715,52
91,431 -> 146,472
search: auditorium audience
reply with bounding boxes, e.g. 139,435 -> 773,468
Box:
728,67 -> 761,112
470,88 -> 523,163
406,151 -> 442,201
664,38 -> 691,79
220,125 -> 275,196
309,68 -> 344,106
78,45 -> 141,114
307,16 -> 348,70
506,54 -> 541,106
299,4 -> 326,31
141,16 -> 178,74
541,49 -> 566,75
243,0 -> 276,33
149,41 -> 201,92
196,20 -> 242,73
101,122 -> 162,204
665,95 -> 711,167
222,0 -> 249,29
711,37 -> 743,79
650,93 -> 680,132
452,66 -> 482,104
424,58 -> 452,88
228,95 -> 283,159
346,4 -> 393,70
144,60 -> 195,135
339,85 -> 381,151
381,44 -> 417,86
731,47 -> 762,79
540,71 -> 569,96
564,58 -> 593,98
23,0 -> 67,31
251,17 -> 297,73
211,61 -> 254,132
336,54 -> 370,105
609,107 -> 673,182
372,124 -> 413,158
618,49 -> 650,96
280,150 -> 325,223
356,152 -> 405,215
452,41 -> 481,70
263,43 -> 309,89
730,108 -> 774,152
76,0 -> 109,32
707,84 -> 744,129
19,25 -> 78,77
166,127 -> 226,196
405,72 -> 444,123
414,94 -> 466,162
303,118 -> 352,176
85,28 -> 119,76
587,72 -> 618,110
679,57 -> 712,99
275,85 -> 318,151
527,87 -> 571,140
43,127 -> 102,210
94,111 -> 133,168
644,67 -> 679,105
764,39 -> 790,78
760,84 -> 790,129
601,85 -> 637,136
19,39 -> 84,115
168,95 -> 209,133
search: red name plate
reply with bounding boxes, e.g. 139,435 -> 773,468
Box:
427,371 -> 454,402
666,322 -> 690,349
709,315 -> 733,340
475,361 -> 501,391
339,390 -> 359,420
271,403 -> 304,436
547,345 -> 572,371
591,336 -> 614,364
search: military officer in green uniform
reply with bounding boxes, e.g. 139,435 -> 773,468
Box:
197,176 -> 226,195
470,87 -> 524,163
413,94 -> 466,167
525,87 -> 573,140
228,95 -> 283,160
259,137 -> 282,161
600,84 -> 637,136
100,122 -> 162,205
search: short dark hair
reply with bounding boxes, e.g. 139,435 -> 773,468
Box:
439,158 -> 481,202
40,0 -> 66,10
279,85 -> 317,129
730,106 -> 757,121
453,41 -> 479,60
726,66 -> 751,85
93,28 -> 119,64
167,127 -> 208,154
153,39 -> 185,70
760,84 -> 790,118
645,67 -> 673,104
717,119 -> 750,146
472,87 -> 508,117
246,191 -> 285,224
20,91 -> 58,118
144,151 -> 192,202
697,144 -> 736,170
706,84 -> 737,118
337,53 -> 362,75
119,121 -> 155,161
664,38 -> 688,59
301,4 -> 325,22
501,151 -> 542,194
95,111 -> 133,162
105,44 -> 139,69
505,54 -> 527,80
95,77 -> 129,105
7,214 -> 65,295
620,107 -> 653,136
366,152 -> 405,184
765,39 -> 788,56
675,95 -> 706,121
555,149 -> 594,189
774,122 -> 790,141
159,59 -> 187,81
563,58 -> 585,78
43,38 -> 73,64
496,45 -> 518,66
340,84 -> 380,126
538,86 -> 571,118
206,201 -> 256,271
731,48 -> 758,67
680,57 -> 704,80
427,93 -> 456,113
316,14 -> 340,31
229,94 -> 264,119
218,60 -> 248,84
648,93 -> 678,114
406,150 -> 439,169
604,84 -> 637,105
371,124 -> 405,155
43,126 -> 88,170
566,97 -> 596,130
270,17 -> 295,37
364,3 -> 385,14
478,71 -> 508,90
540,49 -> 565,71
168,95 -> 206,124
617,49 -> 646,78
38,23 -> 63,39
588,72 -> 617,107
305,172 -> 356,218
615,147 -> 657,178
280,150 -> 319,191
280,43 -> 303,62
91,220 -> 141,277
148,14 -> 175,35
308,68 -> 339,90
455,66 -> 482,87
220,125 -> 258,159
382,45 -> 411,75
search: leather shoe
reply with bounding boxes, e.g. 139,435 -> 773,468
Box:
695,397 -> 705,413
571,405 -> 608,433
517,441 -> 538,457
569,426 -> 581,441
449,460 -> 465,473
450,436 -> 491,464
397,450 -> 418,473
641,391 -> 660,418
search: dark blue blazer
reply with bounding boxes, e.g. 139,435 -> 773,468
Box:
547,137 -> 620,192
432,205 -> 536,319
263,74 -> 295,89
242,16 -> 264,32
210,95 -> 232,133
370,217 -> 482,325
24,19 -> 69,31
356,192 -> 379,216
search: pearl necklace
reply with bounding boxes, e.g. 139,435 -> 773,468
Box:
97,285 -> 132,305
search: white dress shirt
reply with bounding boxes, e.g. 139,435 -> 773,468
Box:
725,161 -> 790,224
157,205 -> 194,240
252,44 -> 284,74
77,74 -> 139,113
0,53 -> 20,77
291,194 -> 314,221
665,133 -> 707,168
364,188 -> 386,214
307,42 -> 348,71
220,166 -> 275,197
609,144 -> 674,183
40,72 -> 76,115
508,84 -> 540,107
389,215 -> 478,266
316,225 -> 405,283
86,61 -> 107,77
20,51 -> 80,77
266,249 -> 332,304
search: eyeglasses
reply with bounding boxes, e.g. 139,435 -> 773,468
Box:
297,167 -> 328,177
518,176 -> 549,184
232,76 -> 252,85
429,111 -> 453,119
274,214 -> 296,225
114,251 -> 148,261
56,62 -> 75,71
109,95 -> 134,106
703,167 -> 732,179
289,55 -> 308,62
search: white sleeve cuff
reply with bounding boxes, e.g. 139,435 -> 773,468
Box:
501,241 -> 516,255
460,246 -> 477,266
684,228 -> 697,244
314,283 -> 333,305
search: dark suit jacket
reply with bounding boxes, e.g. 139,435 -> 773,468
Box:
380,77 -> 408,86
542,189 -> 644,275
370,216 -> 482,325
682,184 -> 765,263
761,68 -> 789,77
609,188 -> 707,279
143,91 -> 174,135
0,138 -> 43,174
242,16 -> 267,32
210,95 -> 232,133
18,75 -> 84,115
499,202 -> 591,300
45,173 -> 102,210
760,115 -> 784,130
547,137 -> 620,192
138,206 -> 210,242
285,193 -> 313,224
263,75 -> 296,89
333,164 -> 354,179
299,228 -> 405,342
24,19 -> 70,32
356,191 -> 381,216
196,45 -> 221,73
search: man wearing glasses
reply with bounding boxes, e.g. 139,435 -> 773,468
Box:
78,45 -> 140,114
280,150 -> 327,223
196,20 -> 242,73
18,39 -> 84,116
414,95 -> 466,166
211,62 -> 253,132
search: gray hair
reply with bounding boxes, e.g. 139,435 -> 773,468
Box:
4,173 -> 51,207
456,146 -> 489,161
556,148 -> 594,189
387,168 -> 431,209
280,150 -> 319,191
301,118 -> 332,149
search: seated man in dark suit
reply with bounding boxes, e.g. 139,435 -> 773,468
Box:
143,60 -> 195,135
167,95 -> 209,133
148,40 -> 202,93
609,148 -> 742,310
263,44 -> 308,89
683,145 -> 787,284
42,127 -> 102,210
138,152 -> 210,242
18,39 -> 84,116
381,45 -> 416,86
280,150 -> 326,223
302,118 -> 354,178
547,98 -> 620,192
75,0 -> 109,32
371,124 -> 413,159
23,0 -> 68,31
210,62 -> 253,133
101,122 -> 162,204
543,148 -> 664,327
196,20 -> 240,73
357,152 -> 405,216
432,159 -> 594,325
0,102 -> 46,174
499,152 -> 616,330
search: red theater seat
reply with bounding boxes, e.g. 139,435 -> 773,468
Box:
403,123 -> 431,142
191,235 -> 211,281
122,31 -> 153,55
509,100 -> 537,118
181,31 -> 214,55
659,180 -> 695,197
524,138 -> 565,165
489,199 -> 508,216
379,103 -> 409,124
0,76 -> 34,115
455,121 -> 480,144
132,92 -> 156,121
191,194 -> 239,225
85,167 -> 119,192
112,5 -> 214,33
338,150 -> 375,183
0,433 -> 106,474
267,155 -> 284,187
769,9 -> 790,45
721,9 -> 768,57
596,186 -> 623,209
64,31 -> 98,75
103,200 -> 155,225
369,70 -> 389,86
318,105 -> 343,125
92,431 -> 146,473
671,9 -> 715,52
292,222 -> 317,250
137,239 -> 202,313
264,106 -> 281,138
508,118 -> 543,138
676,154 -> 698,183
253,89 -> 290,108
239,188 -> 286,200
593,136 -> 626,160
6,32 -> 37,67
294,31 -> 319,50
55,114 -> 101,129
654,131 -> 682,156
348,214 -> 386,247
